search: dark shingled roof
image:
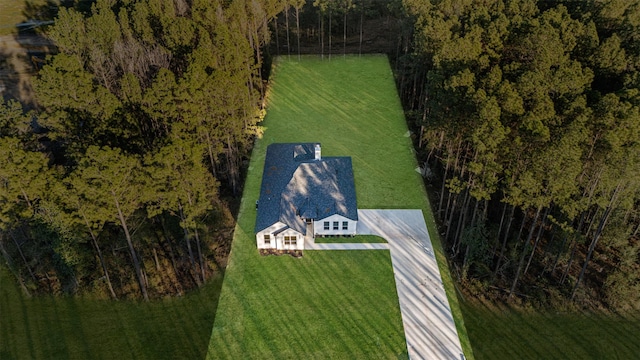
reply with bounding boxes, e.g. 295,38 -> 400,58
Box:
255,143 -> 358,235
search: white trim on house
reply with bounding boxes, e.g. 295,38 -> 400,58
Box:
278,228 -> 304,250
314,214 -> 357,237
256,222 -> 304,250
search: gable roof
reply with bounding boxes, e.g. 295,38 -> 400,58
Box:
255,143 -> 358,234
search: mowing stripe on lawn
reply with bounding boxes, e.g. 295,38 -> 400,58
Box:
207,55 -> 472,359
0,268 -> 224,359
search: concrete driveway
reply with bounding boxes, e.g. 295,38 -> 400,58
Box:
357,209 -> 464,360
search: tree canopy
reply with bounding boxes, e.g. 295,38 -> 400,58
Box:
1,0 -> 284,299
399,0 -> 640,309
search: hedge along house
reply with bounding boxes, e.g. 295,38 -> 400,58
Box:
255,143 -> 358,250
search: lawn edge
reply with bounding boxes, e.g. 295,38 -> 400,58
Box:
208,54 -> 473,359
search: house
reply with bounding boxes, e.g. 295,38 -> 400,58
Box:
255,143 -> 358,251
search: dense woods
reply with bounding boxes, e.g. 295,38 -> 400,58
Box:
397,0 -> 640,310
2,0 -> 639,310
1,0 -> 285,299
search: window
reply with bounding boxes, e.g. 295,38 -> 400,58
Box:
324,221 -> 330,230
333,221 -> 339,230
342,221 -> 348,230
284,236 -> 297,246
263,234 -> 271,245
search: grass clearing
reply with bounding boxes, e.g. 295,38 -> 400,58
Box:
314,235 -> 387,244
207,55 -> 472,359
0,0 -> 45,35
460,298 -> 640,359
0,0 -> 23,35
0,268 -> 224,359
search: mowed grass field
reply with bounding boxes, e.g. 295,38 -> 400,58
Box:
461,299 -> 640,360
206,55 -> 473,359
0,268 -> 224,359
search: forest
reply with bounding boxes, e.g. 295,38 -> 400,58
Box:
1,0 -> 639,310
397,0 -> 640,310
1,0 -> 283,300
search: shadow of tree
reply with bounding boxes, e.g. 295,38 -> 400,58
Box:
0,45 -> 22,102
21,0 -> 95,22
0,0 -> 96,108
22,0 -> 61,21
0,0 -> 72,108
460,295 -> 640,360
0,30 -> 56,109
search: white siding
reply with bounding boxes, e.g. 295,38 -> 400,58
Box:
256,222 -> 287,249
256,222 -> 304,250
276,228 -> 304,250
314,214 -> 357,237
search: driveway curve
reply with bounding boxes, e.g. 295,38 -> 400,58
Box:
357,209 -> 464,360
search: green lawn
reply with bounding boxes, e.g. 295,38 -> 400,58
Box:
314,235 -> 387,244
0,268 -> 224,359
0,0 -> 38,35
0,0 -> 22,34
460,298 -> 640,359
206,55 -> 472,359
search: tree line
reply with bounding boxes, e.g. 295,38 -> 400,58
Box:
1,0 -> 286,300
1,0 -> 403,301
397,0 -> 640,309
271,0 -> 402,58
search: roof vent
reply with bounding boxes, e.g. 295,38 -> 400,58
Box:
315,144 -> 321,161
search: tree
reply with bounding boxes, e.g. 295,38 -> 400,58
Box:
0,99 -> 32,139
72,146 -> 149,300
0,137 -> 49,294
5,0 -> 287,298
339,0 -> 354,55
52,179 -> 118,299
293,0 -> 305,60
400,0 -> 640,307
145,139 -> 219,284
314,0 -> 329,58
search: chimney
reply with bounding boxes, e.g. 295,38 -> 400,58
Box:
314,144 -> 321,161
